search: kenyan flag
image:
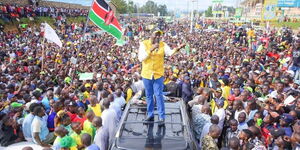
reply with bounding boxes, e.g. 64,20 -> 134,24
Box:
89,0 -> 122,39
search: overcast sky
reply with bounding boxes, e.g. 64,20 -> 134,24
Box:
47,0 -> 238,11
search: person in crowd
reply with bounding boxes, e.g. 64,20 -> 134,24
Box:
22,103 -> 39,142
213,98 -> 226,131
201,124 -> 221,150
83,111 -> 96,139
182,76 -> 194,103
70,122 -> 85,150
92,116 -> 109,150
87,95 -> 101,117
238,129 -> 254,149
138,29 -> 185,125
52,126 -> 76,150
102,98 -> 118,144
223,119 -> 239,147
0,114 -> 24,146
0,5 -> 299,149
81,133 -> 100,150
238,112 -> 249,131
165,75 -> 180,97
193,104 -> 211,141
31,106 -> 55,147
200,115 -> 219,147
227,137 -> 240,150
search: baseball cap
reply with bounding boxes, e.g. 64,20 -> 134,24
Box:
184,76 -> 190,80
216,98 -> 224,107
216,88 -> 222,93
228,95 -> 235,101
152,28 -> 163,35
270,128 -> 285,139
8,94 -> 15,100
11,102 -> 23,108
280,113 -> 294,125
85,83 -> 91,88
68,101 -> 78,107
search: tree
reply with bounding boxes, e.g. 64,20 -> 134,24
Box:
127,1 -> 136,14
205,6 -> 213,17
157,4 -> 167,16
140,0 -> 158,14
111,0 -> 127,14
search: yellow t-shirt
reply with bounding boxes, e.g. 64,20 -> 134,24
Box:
83,91 -> 90,99
210,99 -> 228,114
126,88 -> 133,103
83,120 -> 96,138
70,131 -> 87,147
88,104 -> 101,117
222,86 -> 231,100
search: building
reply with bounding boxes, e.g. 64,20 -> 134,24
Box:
240,0 -> 300,20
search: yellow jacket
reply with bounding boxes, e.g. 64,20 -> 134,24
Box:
210,98 -> 228,114
140,40 -> 166,80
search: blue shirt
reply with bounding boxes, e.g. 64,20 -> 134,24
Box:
283,127 -> 293,137
86,144 -> 100,150
42,97 -> 50,112
31,116 -> 49,143
22,113 -> 35,140
47,111 -> 56,131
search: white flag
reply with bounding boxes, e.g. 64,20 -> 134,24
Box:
44,23 -> 62,47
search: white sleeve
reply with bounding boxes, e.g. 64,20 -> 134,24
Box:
32,119 -> 41,133
164,44 -> 176,56
138,42 -> 149,62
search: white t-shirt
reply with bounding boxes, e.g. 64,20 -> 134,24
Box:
31,118 -> 41,133
214,108 -> 225,130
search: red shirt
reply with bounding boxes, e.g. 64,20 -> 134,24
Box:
67,112 -> 78,122
73,116 -> 86,127
266,52 -> 280,60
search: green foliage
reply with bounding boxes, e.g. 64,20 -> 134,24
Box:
2,16 -> 87,31
137,0 -> 168,16
205,6 -> 213,17
127,1 -> 137,14
106,0 -> 168,16
157,4 -> 168,16
111,0 -> 127,14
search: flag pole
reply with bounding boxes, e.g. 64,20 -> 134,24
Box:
42,22 -> 46,71
42,37 -> 45,71
73,0 -> 94,78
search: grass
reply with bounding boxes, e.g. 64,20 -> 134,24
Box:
2,16 -> 88,31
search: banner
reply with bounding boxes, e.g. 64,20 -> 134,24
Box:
262,0 -> 278,21
44,22 -> 62,47
235,8 -> 243,18
79,73 -> 94,80
278,0 -> 300,7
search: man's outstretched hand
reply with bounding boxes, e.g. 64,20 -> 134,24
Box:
175,43 -> 186,52
178,43 -> 186,49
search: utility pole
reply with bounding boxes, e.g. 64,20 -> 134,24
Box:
190,0 -> 195,33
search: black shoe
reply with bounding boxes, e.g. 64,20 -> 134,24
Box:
158,119 -> 165,126
144,116 -> 154,122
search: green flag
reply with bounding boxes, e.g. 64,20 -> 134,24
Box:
115,38 -> 126,46
185,44 -> 190,56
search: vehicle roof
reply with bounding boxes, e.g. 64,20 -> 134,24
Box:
111,100 -> 194,150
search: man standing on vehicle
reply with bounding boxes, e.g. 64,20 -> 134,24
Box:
138,29 -> 185,125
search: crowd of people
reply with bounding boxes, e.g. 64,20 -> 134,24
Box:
0,3 -> 300,150
0,3 -> 88,22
